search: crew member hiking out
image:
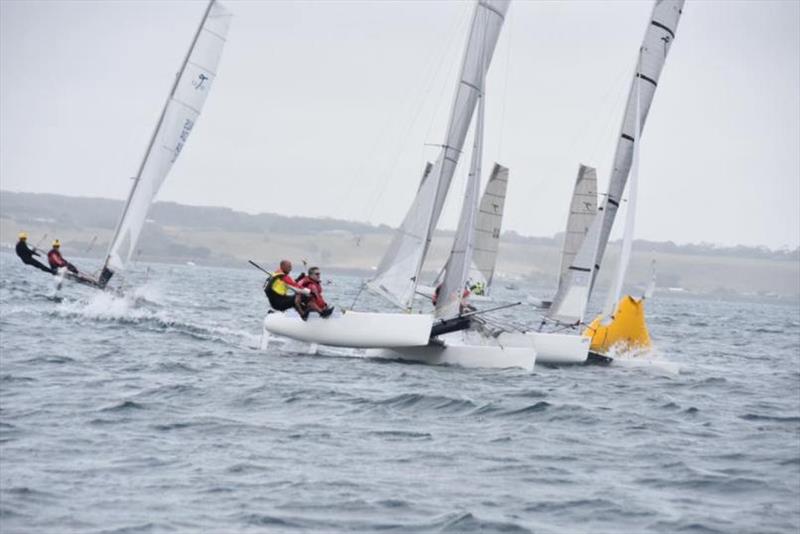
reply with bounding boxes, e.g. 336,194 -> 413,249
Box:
15,232 -> 52,273
47,240 -> 78,274
297,266 -> 334,319
264,259 -> 309,317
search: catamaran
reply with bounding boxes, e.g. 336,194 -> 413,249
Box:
61,0 -> 231,290
262,0 -> 538,369
534,0 -> 685,363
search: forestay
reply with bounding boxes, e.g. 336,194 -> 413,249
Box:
547,0 -> 684,324
366,0 -> 510,310
104,0 -> 231,274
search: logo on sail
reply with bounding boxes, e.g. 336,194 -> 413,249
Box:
192,73 -> 209,91
172,118 -> 195,162
661,35 -> 671,56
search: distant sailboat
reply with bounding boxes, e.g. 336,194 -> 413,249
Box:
555,164 -> 598,304
467,162 -> 509,296
65,0 -> 231,289
533,164 -> 597,310
522,165 -> 598,365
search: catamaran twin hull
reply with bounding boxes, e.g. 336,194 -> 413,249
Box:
369,330 -> 537,371
262,312 -> 537,371
262,311 -> 434,348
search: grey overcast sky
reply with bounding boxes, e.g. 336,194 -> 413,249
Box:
1,0 -> 798,249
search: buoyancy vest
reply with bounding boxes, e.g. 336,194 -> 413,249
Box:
267,270 -> 297,296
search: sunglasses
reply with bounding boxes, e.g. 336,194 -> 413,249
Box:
310,271 -> 321,276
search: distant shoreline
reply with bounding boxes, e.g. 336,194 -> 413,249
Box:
1,190 -> 798,299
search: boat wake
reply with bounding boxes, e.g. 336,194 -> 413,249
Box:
51,286 -> 259,349
608,346 -> 681,376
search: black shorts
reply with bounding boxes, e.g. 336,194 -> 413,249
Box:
267,292 -> 296,312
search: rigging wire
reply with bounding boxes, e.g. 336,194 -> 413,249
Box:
363,4 -> 473,226
332,3 -> 469,226
560,58 -> 632,182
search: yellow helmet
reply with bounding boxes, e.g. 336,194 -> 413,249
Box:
18,232 -> 28,240
52,239 -> 61,248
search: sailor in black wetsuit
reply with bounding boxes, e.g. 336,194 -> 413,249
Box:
15,232 -> 52,273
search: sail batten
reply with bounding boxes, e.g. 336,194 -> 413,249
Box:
558,164 -> 597,288
103,0 -> 230,276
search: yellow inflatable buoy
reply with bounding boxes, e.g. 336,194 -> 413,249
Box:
583,295 -> 651,354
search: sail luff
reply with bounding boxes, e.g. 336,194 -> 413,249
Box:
102,0 -> 230,277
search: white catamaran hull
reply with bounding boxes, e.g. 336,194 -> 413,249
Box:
262,310 -> 433,349
526,331 -> 590,365
369,330 -> 536,371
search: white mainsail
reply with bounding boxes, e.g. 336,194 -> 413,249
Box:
547,0 -> 683,324
556,164 -> 597,291
471,163 -> 508,292
102,0 -> 231,278
428,162 -> 508,296
435,76 -> 486,320
367,0 -> 509,310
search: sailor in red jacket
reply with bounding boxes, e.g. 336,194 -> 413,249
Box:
297,266 -> 334,318
47,240 -> 78,274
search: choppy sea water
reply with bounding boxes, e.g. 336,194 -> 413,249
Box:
1,251 -> 798,533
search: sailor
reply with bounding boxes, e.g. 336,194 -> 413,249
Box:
264,259 -> 309,316
432,282 -> 471,311
469,280 -> 485,296
15,232 -> 52,273
297,266 -> 334,318
47,240 -> 78,274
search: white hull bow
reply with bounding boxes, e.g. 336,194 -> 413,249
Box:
262,310 -> 433,349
